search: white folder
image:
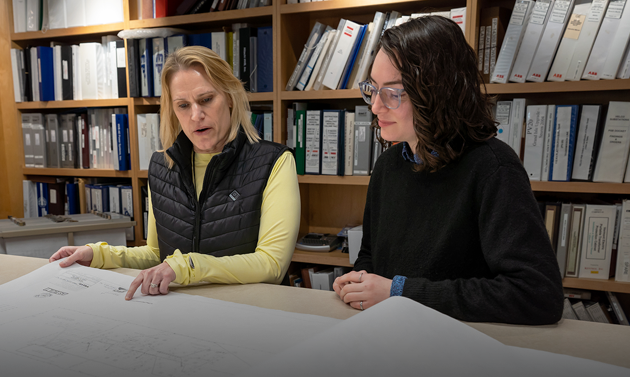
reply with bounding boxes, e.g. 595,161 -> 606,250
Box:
510,0 -> 555,83
582,1 -> 630,79
527,0 -> 577,82
593,101 -> 630,183
323,20 -> 362,90
523,105 -> 548,180
547,2 -> 595,82
490,0 -> 536,83
565,0 -> 610,81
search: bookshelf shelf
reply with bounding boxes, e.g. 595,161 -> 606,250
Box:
298,175 -> 370,185
23,168 -> 132,178
291,249 -> 353,267
530,181 -> 630,195
134,92 -> 273,106
563,277 -> 630,295
280,0 -> 446,15
16,99 -> 130,110
10,23 -> 125,42
138,170 -> 149,178
128,7 -> 273,29
281,89 -> 361,100
485,79 -> 630,95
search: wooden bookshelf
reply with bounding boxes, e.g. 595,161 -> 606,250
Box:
23,168 -> 132,178
292,249 -> 353,267
16,99 -> 130,109
1,0 -> 630,302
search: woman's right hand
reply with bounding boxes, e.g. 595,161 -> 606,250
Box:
49,245 -> 94,267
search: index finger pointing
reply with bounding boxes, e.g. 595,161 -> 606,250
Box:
125,275 -> 144,300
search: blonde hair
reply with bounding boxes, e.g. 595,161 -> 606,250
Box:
159,45 -> 260,168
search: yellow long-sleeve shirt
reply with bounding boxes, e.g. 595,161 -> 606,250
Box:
88,150 -> 300,285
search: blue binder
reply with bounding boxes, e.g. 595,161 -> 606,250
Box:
340,24 -> 367,90
140,39 -> 154,97
36,182 -> 49,216
549,105 -> 580,181
187,33 -> 213,50
115,114 -> 130,171
257,26 -> 273,93
37,46 -> 55,101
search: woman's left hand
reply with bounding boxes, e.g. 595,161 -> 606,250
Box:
125,262 -> 176,300
334,271 -> 392,311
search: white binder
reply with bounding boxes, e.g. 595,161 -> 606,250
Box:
565,0 -> 610,80
510,0 -> 555,83
491,0 -> 535,83
593,101 -> 630,183
571,105 -> 602,180
547,2 -> 594,81
527,0 -> 577,82
323,20 -> 362,90
495,101 -> 512,145
523,105 -> 548,180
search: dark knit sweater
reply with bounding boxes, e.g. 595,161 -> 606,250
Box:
353,138 -> 564,325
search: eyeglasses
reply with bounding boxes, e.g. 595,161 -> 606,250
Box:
359,81 -> 405,110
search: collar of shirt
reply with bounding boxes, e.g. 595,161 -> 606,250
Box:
401,142 -> 439,165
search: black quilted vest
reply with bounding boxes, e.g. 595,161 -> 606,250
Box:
148,129 -> 289,261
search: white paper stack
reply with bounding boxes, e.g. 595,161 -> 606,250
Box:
510,0 -> 556,82
491,0 -> 536,83
527,0 -> 577,82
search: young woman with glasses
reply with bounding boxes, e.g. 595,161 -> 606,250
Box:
332,16 -> 564,325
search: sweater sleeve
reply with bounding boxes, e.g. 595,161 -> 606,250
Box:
400,164 -> 564,325
164,151 -> 300,285
353,183 -> 374,273
88,188 -> 162,270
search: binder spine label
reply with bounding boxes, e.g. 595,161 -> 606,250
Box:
606,0 -> 627,18
531,1 -> 552,25
511,1 -> 531,26
564,14 -> 586,39
587,0 -> 609,23
550,0 -> 571,23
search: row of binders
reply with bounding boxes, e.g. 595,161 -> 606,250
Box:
137,0 -> 271,19
12,0 -> 124,33
489,0 -> 630,84
501,100 -> 630,183
288,104 -> 383,176
21,109 -> 131,171
562,290 -> 629,325
127,25 -> 272,97
11,37 -> 128,102
545,199 -> 630,283
286,8 -> 466,92
23,178 -> 136,240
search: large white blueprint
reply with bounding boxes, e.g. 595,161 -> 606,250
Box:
0,261 -> 340,377
238,296 -> 630,377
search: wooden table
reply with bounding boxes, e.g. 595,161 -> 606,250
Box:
2,254 -> 629,369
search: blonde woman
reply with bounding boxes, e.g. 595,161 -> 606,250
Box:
50,46 -> 300,299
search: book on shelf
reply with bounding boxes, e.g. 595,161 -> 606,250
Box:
544,202 -> 562,253
564,288 -> 592,299
152,37 -> 166,97
490,0 -> 536,84
294,102 -> 308,175
296,28 -> 333,91
556,203 -> 573,276
523,105 -> 548,180
31,113 -> 46,168
565,203 -> 586,277
139,38 -> 154,98
353,105 -> 374,176
549,105 -> 579,182
593,101 -> 630,183
606,291 -> 629,325
546,2 -> 595,82
44,114 -> 61,169
509,0 -> 555,83
578,204 -> 617,279
571,105 -> 603,181
494,101 -> 513,146
305,110 -> 322,175
115,40 -> 127,98
338,24 -> 367,90
566,0 -> 610,81
257,26 -> 273,93
344,111 -> 355,176
22,180 -> 38,218
304,30 -> 337,91
321,110 -> 345,176
562,298 -> 579,319
583,1 -> 630,80
615,199 -> 630,282
351,12 -> 386,89
478,7 -> 512,82
323,20 -> 363,90
287,22 -> 327,91
527,0 -> 576,82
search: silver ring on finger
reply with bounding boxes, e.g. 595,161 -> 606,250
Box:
150,283 -> 158,288
360,301 -> 364,311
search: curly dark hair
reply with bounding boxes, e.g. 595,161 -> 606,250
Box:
371,16 -> 498,172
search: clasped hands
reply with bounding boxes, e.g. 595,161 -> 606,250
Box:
333,270 -> 392,311
49,245 -> 176,300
